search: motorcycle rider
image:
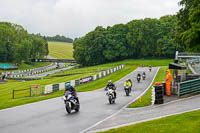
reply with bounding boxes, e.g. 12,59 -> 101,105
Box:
65,83 -> 79,103
105,80 -> 116,98
128,79 -> 132,88
124,79 -> 132,92
149,65 -> 152,72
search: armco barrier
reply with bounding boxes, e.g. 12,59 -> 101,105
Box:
110,69 -> 113,73
44,64 -> 125,94
44,84 -> 53,94
59,82 -> 65,90
80,77 -> 91,84
75,79 -> 80,86
71,80 -> 75,86
107,70 -> 110,75
93,75 -> 97,80
99,72 -> 102,78
52,84 -> 59,92
90,76 -> 93,81
178,78 -> 200,97
103,71 -> 106,76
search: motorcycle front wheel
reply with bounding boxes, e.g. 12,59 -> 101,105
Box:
125,89 -> 129,96
109,95 -> 113,104
65,103 -> 71,114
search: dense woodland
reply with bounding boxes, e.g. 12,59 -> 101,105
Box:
0,22 -> 48,64
73,0 -> 200,66
73,15 -> 179,66
46,35 -> 73,43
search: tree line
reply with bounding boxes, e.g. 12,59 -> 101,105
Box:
0,22 -> 48,64
46,35 -> 73,43
73,15 -> 180,66
73,0 -> 200,66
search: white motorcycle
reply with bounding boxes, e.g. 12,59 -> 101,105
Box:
63,91 -> 80,114
106,88 -> 116,104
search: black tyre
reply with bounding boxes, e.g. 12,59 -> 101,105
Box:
112,99 -> 115,104
125,89 -> 129,96
109,96 -> 112,104
65,103 -> 71,114
155,99 -> 164,104
155,95 -> 163,99
75,104 -> 80,112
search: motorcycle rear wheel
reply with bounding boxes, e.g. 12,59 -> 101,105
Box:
75,104 -> 80,112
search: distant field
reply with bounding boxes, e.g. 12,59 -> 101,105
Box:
48,41 -> 73,59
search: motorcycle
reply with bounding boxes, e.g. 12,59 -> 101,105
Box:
104,87 -> 108,91
124,85 -> 131,96
137,75 -> 141,83
106,88 -> 116,104
149,67 -> 152,72
142,74 -> 146,80
63,91 -> 80,114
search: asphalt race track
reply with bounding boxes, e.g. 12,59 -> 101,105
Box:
0,67 -> 159,133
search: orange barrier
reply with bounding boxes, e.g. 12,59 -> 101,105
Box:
155,82 -> 162,85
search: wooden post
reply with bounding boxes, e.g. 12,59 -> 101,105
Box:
13,89 -> 14,99
30,87 -> 31,97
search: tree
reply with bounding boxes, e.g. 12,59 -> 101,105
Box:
0,22 -> 48,64
73,15 -> 179,66
46,35 -> 73,43
176,0 -> 200,52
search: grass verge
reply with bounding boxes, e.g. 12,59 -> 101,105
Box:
98,109 -> 200,133
128,66 -> 168,108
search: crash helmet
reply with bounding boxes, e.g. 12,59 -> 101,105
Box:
108,80 -> 112,84
66,82 -> 71,87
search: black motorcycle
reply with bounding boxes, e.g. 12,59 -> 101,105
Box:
124,85 -> 131,96
149,66 -> 152,72
142,73 -> 146,80
63,91 -> 80,114
137,75 -> 141,83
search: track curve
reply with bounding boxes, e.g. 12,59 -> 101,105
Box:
0,67 -> 159,133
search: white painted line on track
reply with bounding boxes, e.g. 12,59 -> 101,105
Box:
87,107 -> 200,133
80,67 -> 160,133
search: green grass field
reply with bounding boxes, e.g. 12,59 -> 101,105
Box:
0,59 -> 172,110
98,109 -> 200,133
128,66 -> 168,108
48,41 -> 73,59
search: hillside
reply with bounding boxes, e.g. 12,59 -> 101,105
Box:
48,41 -> 74,59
